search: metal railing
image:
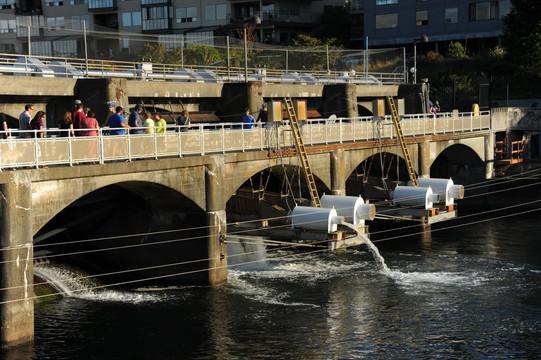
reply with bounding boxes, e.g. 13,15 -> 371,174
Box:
0,112 -> 490,170
0,53 -> 404,85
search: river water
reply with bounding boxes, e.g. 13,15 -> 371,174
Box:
3,205 -> 541,359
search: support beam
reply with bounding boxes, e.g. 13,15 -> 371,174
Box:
205,163 -> 227,285
330,150 -> 347,196
0,181 -> 34,348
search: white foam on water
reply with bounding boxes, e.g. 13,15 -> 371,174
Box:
35,263 -> 160,304
227,270 -> 319,308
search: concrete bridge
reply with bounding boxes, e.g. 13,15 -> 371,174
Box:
0,108 -> 491,347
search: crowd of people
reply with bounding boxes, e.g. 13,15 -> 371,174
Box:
15,100 -> 194,138
8,100 -> 274,139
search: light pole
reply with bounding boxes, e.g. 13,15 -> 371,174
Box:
244,15 -> 261,82
413,35 -> 428,84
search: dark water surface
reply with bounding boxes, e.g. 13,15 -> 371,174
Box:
3,211 -> 541,359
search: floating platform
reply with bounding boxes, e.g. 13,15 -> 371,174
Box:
375,204 -> 457,224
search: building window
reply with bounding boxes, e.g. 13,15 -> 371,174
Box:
445,8 -> 458,23
204,4 -> 226,21
142,5 -> 171,30
0,19 -> 16,33
416,10 -> 427,26
69,0 -> 87,4
46,17 -> 65,31
0,0 -> 15,9
71,15 -> 89,29
44,0 -> 64,6
121,12 -> 141,27
469,1 -> 498,21
176,7 -> 197,23
376,13 -> 398,29
376,0 -> 398,5
204,5 -> 215,21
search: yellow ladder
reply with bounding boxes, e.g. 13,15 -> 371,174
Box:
284,97 -> 321,207
386,96 -> 418,186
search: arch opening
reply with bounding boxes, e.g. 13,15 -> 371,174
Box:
34,181 -> 209,287
346,152 -> 412,201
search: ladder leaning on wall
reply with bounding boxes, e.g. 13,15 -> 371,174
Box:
283,97 -> 322,207
386,96 -> 418,187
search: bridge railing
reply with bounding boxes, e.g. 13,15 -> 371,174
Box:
0,53 -> 401,85
0,111 -> 490,170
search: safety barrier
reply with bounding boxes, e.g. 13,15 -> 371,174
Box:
0,112 -> 490,170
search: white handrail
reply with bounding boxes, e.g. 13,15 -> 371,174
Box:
0,112 -> 490,171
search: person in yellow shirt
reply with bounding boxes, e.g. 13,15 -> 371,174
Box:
143,112 -> 155,134
154,112 -> 167,133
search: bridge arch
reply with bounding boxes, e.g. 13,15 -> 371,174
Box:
34,180 -> 209,285
429,143 -> 485,184
31,167 -> 207,234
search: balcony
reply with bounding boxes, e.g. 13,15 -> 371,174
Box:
88,0 -> 117,11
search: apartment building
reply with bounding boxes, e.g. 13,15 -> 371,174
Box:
0,0 -> 347,59
354,0 -> 512,53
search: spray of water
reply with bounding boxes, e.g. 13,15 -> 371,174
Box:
34,263 -> 159,303
227,235 -> 268,270
341,222 -> 391,275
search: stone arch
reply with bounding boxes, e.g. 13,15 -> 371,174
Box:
34,180 -> 209,285
221,157 -> 331,208
31,168 -> 206,234
429,143 -> 485,184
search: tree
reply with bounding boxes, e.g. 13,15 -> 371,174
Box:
289,35 -> 342,71
140,43 -> 167,63
502,0 -> 541,72
447,42 -> 467,58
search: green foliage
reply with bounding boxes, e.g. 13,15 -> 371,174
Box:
289,35 -> 342,71
447,42 -> 466,58
488,46 -> 506,59
181,45 -> 222,66
503,0 -> 541,73
140,43 -> 167,63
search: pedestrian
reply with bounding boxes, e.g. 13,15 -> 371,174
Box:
18,104 -> 34,138
256,103 -> 268,124
108,106 -> 130,135
103,102 -> 115,127
0,107 -> 8,139
60,111 -> 75,137
154,112 -> 167,134
72,100 -> 86,134
30,110 -> 46,138
128,104 -> 144,134
176,109 -> 191,132
143,112 -> 155,134
430,100 -> 440,118
80,110 -> 99,136
242,107 -> 256,129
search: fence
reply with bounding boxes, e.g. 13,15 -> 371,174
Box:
0,112 -> 490,170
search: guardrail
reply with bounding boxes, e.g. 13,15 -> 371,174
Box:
0,112 -> 490,170
0,53 -> 404,85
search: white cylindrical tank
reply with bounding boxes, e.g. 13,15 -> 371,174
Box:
320,195 -> 376,225
289,206 -> 342,233
415,178 -> 464,206
392,186 -> 439,210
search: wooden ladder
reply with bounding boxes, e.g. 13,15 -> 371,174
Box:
386,96 -> 418,186
284,97 -> 321,207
